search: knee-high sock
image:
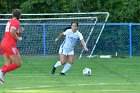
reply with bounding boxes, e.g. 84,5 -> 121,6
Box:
54,61 -> 62,68
1,65 -> 7,75
1,65 -> 7,69
61,63 -> 72,73
2,63 -> 19,74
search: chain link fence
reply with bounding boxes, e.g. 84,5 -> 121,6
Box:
95,24 -> 130,56
0,13 -> 139,57
0,23 -> 139,57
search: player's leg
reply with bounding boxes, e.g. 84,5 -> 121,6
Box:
51,54 -> 67,74
1,56 -> 12,69
0,46 -> 12,84
60,55 -> 74,75
56,54 -> 67,66
60,50 -> 74,75
51,48 -> 67,74
1,55 -> 12,73
1,53 -> 22,74
0,55 -> 12,84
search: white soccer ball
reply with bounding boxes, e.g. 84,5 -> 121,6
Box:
83,68 -> 92,76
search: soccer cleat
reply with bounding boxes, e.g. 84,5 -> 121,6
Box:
51,66 -> 56,74
60,72 -> 65,76
0,78 -> 4,84
0,70 -> 4,84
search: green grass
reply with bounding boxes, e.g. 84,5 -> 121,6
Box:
0,56 -> 140,93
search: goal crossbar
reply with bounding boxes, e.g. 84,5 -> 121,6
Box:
0,17 -> 96,21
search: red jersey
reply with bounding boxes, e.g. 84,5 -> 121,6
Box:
1,18 -> 20,47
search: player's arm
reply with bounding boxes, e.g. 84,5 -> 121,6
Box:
10,27 -> 22,41
79,33 -> 88,51
55,32 -> 64,42
18,26 -> 24,33
55,27 -> 70,42
81,39 -> 88,51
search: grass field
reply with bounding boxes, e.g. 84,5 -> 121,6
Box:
0,56 -> 140,93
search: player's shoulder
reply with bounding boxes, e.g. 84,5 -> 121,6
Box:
66,29 -> 72,32
63,29 -> 72,35
10,18 -> 20,24
76,30 -> 82,35
76,30 -> 83,40
65,29 -> 72,33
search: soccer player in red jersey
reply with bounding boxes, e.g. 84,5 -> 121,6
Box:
0,9 -> 24,84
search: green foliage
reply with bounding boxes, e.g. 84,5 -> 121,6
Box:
0,0 -> 26,13
0,0 -> 140,22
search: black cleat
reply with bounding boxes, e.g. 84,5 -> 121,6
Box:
51,66 -> 56,74
60,72 -> 65,76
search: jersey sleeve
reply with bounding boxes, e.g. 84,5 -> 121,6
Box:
11,20 -> 20,31
78,32 -> 84,40
63,29 -> 70,35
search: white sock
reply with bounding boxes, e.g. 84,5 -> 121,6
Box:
61,63 -> 72,73
0,70 -> 4,79
54,61 -> 62,68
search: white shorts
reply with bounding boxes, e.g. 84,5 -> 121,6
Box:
59,48 -> 74,56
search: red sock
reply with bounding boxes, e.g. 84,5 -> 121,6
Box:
1,65 -> 7,75
1,65 -> 7,69
2,63 -> 19,74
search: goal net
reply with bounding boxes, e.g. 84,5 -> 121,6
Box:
0,12 -> 109,58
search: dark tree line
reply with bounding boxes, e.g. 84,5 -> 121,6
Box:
0,0 -> 140,22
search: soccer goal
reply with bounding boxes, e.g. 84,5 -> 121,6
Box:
0,12 -> 109,58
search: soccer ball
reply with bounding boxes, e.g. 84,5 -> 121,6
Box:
83,68 -> 92,76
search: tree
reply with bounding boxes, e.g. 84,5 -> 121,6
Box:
0,0 -> 26,13
1,0 -> 140,22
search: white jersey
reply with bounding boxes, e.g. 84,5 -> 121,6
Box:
60,29 -> 83,51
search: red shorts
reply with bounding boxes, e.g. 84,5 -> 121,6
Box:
0,45 -> 19,56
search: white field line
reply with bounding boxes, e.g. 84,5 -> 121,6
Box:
13,83 -> 140,90
7,73 -> 140,77
6,89 -> 135,93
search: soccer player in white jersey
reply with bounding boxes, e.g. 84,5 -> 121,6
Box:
51,22 -> 88,75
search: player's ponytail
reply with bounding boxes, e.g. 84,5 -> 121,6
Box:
63,27 -> 71,31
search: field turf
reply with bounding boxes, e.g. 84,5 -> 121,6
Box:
0,56 -> 140,93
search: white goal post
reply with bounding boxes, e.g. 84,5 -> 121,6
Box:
0,12 -> 109,57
